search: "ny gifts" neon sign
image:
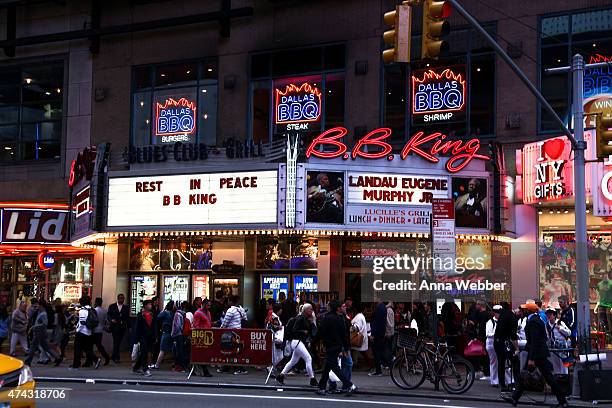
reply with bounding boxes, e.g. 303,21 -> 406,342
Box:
155,97 -> 197,139
275,83 -> 322,130
412,67 -> 466,125
306,127 -> 489,173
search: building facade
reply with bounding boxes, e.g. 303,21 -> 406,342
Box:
0,0 -> 610,344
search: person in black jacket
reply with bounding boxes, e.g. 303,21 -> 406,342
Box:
493,302 -> 518,391
133,300 -> 156,377
503,303 -> 568,408
107,294 -> 130,363
315,300 -> 357,395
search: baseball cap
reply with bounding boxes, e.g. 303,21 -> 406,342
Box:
520,302 -> 539,313
492,305 -> 503,312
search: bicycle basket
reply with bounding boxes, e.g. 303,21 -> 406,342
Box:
396,329 -> 419,351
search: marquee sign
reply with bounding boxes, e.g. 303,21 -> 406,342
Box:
412,66 -> 467,125
520,132 -> 594,205
155,97 -> 197,142
584,54 -> 612,127
275,82 -> 322,131
107,170 -> 278,227
306,127 -> 489,173
347,172 -> 449,206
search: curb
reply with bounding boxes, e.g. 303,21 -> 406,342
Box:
33,375 -> 586,406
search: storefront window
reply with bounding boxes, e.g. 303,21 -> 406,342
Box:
131,59 -> 218,146
383,25 -> 495,140
256,237 -> 318,270
249,44 -> 346,144
0,61 -> 63,162
539,8 -> 612,132
1,255 -> 92,305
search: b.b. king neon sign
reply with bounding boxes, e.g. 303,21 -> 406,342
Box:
155,97 -> 197,143
412,67 -> 466,125
275,83 -> 322,131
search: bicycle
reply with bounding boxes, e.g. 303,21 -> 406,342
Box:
390,329 -> 475,394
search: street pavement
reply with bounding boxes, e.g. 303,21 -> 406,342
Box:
21,351 -> 611,407
33,382 -> 541,408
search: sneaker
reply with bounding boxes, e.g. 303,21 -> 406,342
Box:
345,384 -> 358,395
309,378 -> 318,387
286,370 -> 296,376
216,368 -> 225,373
368,371 -> 383,377
316,389 -> 327,396
479,375 -> 490,381
143,370 -> 152,377
233,369 -> 248,375
94,358 -> 102,369
148,364 -> 159,370
276,374 -> 285,385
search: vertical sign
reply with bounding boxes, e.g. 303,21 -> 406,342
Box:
431,198 -> 456,276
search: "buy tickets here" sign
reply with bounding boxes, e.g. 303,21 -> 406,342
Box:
107,171 -> 278,227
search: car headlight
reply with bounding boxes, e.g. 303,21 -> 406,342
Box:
18,366 -> 33,386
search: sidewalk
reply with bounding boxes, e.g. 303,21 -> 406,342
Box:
23,351 -> 611,406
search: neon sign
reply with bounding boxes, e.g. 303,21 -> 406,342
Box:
155,97 -> 197,141
38,251 -> 55,270
275,82 -> 322,130
584,54 -> 612,127
305,127 -> 489,173
412,67 -> 466,125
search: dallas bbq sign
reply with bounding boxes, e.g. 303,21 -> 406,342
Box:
155,97 -> 197,140
275,82 -> 322,130
305,127 -> 489,173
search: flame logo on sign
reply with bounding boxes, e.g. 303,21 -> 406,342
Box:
275,83 -> 322,124
412,68 -> 466,86
589,54 -> 612,63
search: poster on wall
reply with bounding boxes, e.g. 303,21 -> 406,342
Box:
130,274 -> 158,316
163,275 -> 189,305
411,65 -> 467,126
212,278 -> 240,303
306,171 -> 344,224
192,275 -> 210,300
452,177 -> 488,229
539,232 -> 612,309
130,239 -> 161,271
260,275 -> 289,301
293,275 -> 318,300
256,237 -> 318,269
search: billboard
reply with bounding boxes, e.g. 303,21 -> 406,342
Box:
191,328 -> 272,366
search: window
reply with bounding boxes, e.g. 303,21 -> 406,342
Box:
539,8 -> 612,132
383,25 -> 496,141
0,61 -> 63,162
132,60 -> 218,146
249,44 -> 346,144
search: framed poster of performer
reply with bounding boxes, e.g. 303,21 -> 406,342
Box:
306,171 -> 344,224
452,177 -> 488,229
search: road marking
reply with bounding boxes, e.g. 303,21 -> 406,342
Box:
113,389 -> 477,408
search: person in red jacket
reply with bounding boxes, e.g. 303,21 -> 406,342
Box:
192,300 -> 213,377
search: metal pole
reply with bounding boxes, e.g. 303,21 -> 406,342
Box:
572,53 -> 590,350
446,0 -> 577,148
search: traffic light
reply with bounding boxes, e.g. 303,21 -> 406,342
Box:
421,0 -> 451,60
597,113 -> 612,160
382,3 -> 412,64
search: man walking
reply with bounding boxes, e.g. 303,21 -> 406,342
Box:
10,301 -> 29,356
493,302 -> 518,391
133,300 -> 156,377
24,299 -> 62,367
369,300 -> 387,377
220,295 -> 248,375
316,300 -> 357,395
558,295 -> 576,346
503,302 -> 568,408
70,296 -> 101,370
93,297 -> 111,366
107,294 -> 130,363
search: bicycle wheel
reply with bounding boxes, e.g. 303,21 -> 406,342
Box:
439,356 -> 475,394
391,353 -> 426,390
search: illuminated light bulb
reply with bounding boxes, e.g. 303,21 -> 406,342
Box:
56,88 -> 61,93
25,78 -> 32,84
140,101 -> 144,107
476,68 -> 481,72
204,114 -> 208,120
207,68 -> 213,72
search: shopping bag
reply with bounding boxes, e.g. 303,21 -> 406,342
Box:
463,339 -> 486,357
131,342 -> 140,362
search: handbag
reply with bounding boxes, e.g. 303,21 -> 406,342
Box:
131,342 -> 140,362
520,366 -> 545,392
350,330 -> 364,348
463,339 -> 486,357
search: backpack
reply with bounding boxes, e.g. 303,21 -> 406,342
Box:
85,307 -> 99,330
183,315 -> 192,337
284,316 -> 298,341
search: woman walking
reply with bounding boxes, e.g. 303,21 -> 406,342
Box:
150,301 -> 174,370
10,301 -> 29,356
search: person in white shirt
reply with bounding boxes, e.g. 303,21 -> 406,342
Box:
516,308 -> 528,370
545,309 -> 571,375
220,295 -> 248,375
350,304 -> 369,367
485,307 -> 499,386
70,296 -> 101,370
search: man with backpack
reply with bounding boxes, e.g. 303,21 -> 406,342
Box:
70,295 -> 101,370
220,295 -> 247,375
171,301 -> 190,372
